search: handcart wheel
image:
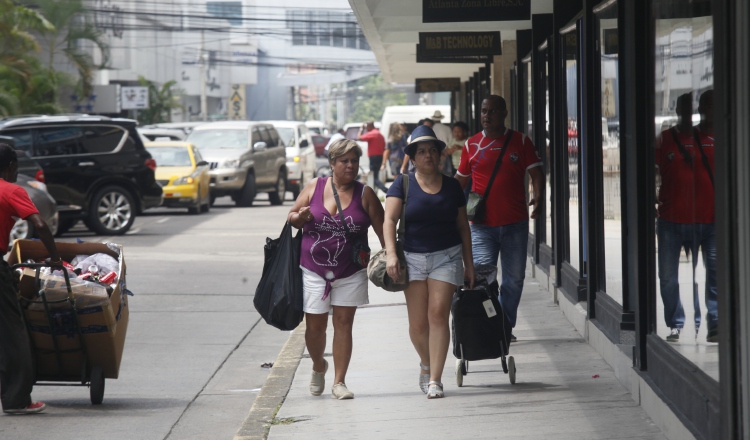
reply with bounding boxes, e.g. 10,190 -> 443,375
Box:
501,356 -> 509,374
508,356 -> 516,385
90,365 -> 105,405
455,359 -> 464,387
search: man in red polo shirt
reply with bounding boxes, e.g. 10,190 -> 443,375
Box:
358,121 -> 388,194
455,95 -> 544,338
0,144 -> 61,414
656,91 -> 717,343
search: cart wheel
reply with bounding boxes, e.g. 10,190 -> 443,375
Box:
455,359 -> 463,387
90,366 -> 105,405
508,356 -> 516,385
501,356 -> 509,374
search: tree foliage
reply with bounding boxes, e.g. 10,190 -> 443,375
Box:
136,76 -> 185,125
347,74 -> 406,123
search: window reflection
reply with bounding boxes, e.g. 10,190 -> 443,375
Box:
544,53 -> 552,246
564,32 -> 580,271
653,2 -> 717,380
527,60 -> 535,238
597,3 -> 623,304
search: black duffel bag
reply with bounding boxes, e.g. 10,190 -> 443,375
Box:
254,222 -> 304,331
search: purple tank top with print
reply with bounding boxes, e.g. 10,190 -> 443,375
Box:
300,178 -> 371,298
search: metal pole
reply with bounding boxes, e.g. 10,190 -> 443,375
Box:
200,30 -> 208,122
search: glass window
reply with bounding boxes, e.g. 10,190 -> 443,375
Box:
34,127 -> 84,157
251,128 -> 261,146
564,30 -> 581,272
257,126 -> 272,145
653,1 -> 717,379
525,59 -> 535,238
2,129 -> 32,153
276,127 -> 296,147
597,3 -> 623,304
80,126 -> 126,154
544,50 -> 552,246
145,147 -> 193,167
187,129 -> 249,150
268,127 -> 282,147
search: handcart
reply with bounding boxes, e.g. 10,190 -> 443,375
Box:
451,265 -> 516,387
13,263 -> 107,404
10,239 -> 130,405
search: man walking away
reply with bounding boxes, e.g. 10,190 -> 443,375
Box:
358,121 -> 388,194
430,110 -> 452,146
454,95 -> 544,342
0,144 -> 61,415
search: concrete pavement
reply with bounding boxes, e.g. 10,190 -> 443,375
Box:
254,272 -> 667,439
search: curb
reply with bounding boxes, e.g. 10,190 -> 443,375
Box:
233,321 -> 307,440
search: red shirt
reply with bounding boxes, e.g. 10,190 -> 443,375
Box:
457,129 -> 542,226
360,129 -> 385,157
0,179 -> 39,253
656,128 -> 715,224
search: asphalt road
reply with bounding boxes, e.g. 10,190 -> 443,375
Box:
1,194 -> 295,440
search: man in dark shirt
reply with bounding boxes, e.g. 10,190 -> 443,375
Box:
0,144 -> 61,414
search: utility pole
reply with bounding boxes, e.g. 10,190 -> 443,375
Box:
200,30 -> 208,121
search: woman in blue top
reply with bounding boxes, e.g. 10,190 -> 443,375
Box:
383,125 -> 474,399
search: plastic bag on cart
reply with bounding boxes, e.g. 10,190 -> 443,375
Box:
254,222 -> 304,331
73,253 -> 119,277
26,276 -> 110,311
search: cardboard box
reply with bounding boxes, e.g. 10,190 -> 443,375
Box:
8,240 -> 130,380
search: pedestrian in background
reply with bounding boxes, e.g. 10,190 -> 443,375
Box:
455,95 -> 544,342
429,110 -> 452,146
442,121 -> 469,177
382,122 -> 406,177
0,144 -> 60,415
357,121 -> 388,195
288,139 -> 385,400
383,125 -> 474,399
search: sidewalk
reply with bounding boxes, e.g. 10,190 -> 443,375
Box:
247,271 -> 667,440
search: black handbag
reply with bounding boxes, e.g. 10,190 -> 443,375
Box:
331,180 -> 370,268
466,130 -> 514,223
254,222 -> 304,331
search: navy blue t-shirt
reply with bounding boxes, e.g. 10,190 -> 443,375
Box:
386,173 -> 466,253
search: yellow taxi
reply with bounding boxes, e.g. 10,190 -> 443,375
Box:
145,141 -> 210,214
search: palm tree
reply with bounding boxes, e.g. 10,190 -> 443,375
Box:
29,0 -> 109,96
137,76 -> 185,125
0,0 -> 54,78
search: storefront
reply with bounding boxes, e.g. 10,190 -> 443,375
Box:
351,0 -> 750,437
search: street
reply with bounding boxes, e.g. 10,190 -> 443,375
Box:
0,195 -> 295,440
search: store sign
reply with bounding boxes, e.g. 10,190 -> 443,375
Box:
419,31 -> 502,57
229,84 -> 246,120
416,44 -> 494,64
121,86 -> 149,110
422,0 -> 531,23
415,78 -> 461,93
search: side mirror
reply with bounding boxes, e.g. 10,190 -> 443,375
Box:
197,160 -> 209,167
253,141 -> 267,151
299,139 -> 309,148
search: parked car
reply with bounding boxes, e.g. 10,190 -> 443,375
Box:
263,120 -> 316,199
185,121 -> 287,207
145,141 -> 210,214
138,127 -> 186,141
9,174 -> 59,242
304,120 -> 328,135
0,115 -> 163,235
311,134 -> 329,157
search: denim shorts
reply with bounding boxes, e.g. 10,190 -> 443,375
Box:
404,244 -> 464,286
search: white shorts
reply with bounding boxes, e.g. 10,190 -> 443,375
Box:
301,267 -> 369,314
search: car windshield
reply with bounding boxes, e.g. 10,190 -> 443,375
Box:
146,147 -> 192,167
276,127 -> 295,147
187,129 -> 247,150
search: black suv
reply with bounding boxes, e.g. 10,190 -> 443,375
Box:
0,115 -> 163,235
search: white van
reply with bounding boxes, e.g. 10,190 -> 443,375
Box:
379,105 -> 452,138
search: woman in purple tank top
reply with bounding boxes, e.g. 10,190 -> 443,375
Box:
288,139 -> 384,400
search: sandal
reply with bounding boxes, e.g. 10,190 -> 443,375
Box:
419,363 -> 430,394
427,381 -> 444,399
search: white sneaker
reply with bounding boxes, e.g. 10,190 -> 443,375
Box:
309,359 -> 328,396
331,382 -> 354,400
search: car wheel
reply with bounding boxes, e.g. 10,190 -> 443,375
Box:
187,186 -> 201,215
9,219 -> 34,242
88,186 -> 136,235
201,193 -> 210,213
235,172 -> 256,207
268,172 -> 286,206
